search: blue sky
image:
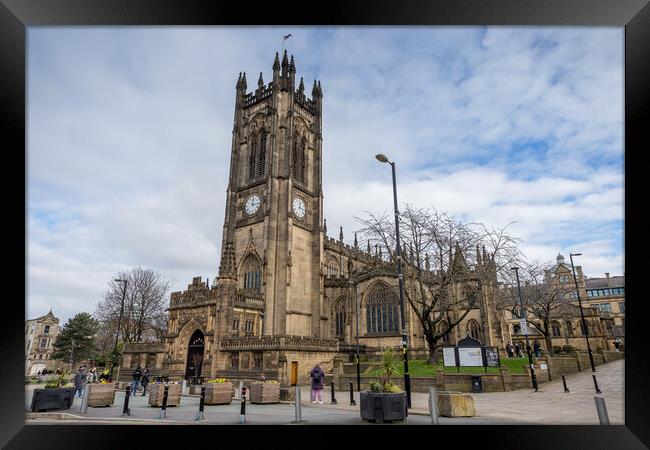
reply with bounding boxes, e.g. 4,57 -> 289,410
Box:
27,27 -> 624,323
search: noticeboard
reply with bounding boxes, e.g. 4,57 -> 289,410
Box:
484,347 -> 500,367
443,347 -> 457,367
458,347 -> 483,366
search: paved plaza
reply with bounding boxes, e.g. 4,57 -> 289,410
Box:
25,359 -> 623,425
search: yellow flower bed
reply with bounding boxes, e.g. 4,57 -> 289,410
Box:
206,378 -> 228,384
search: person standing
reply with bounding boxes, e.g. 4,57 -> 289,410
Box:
141,368 -> 150,396
309,364 -> 325,404
506,342 -> 514,358
533,341 -> 542,358
74,367 -> 86,398
514,343 -> 523,358
131,366 -> 142,396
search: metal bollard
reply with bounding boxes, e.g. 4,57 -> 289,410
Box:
122,385 -> 131,416
428,387 -> 439,425
594,396 -> 610,425
159,385 -> 169,419
330,381 -> 337,404
195,386 -> 206,421
292,385 -> 304,423
239,387 -> 247,424
80,384 -> 90,414
349,382 -> 356,406
592,374 -> 602,394
561,374 -> 570,393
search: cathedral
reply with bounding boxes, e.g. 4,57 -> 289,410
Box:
120,52 -> 509,386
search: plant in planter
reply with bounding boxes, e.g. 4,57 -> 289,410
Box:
148,383 -> 182,407
249,380 -> 280,404
31,374 -> 76,412
360,349 -> 407,423
203,378 -> 234,405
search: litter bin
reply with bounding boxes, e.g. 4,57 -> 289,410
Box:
471,376 -> 483,393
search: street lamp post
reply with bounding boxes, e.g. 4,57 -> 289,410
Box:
110,278 -> 128,380
569,253 -> 599,378
511,266 -> 539,392
375,153 -> 411,408
349,278 -> 361,391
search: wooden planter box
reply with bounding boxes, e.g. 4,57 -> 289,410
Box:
148,383 -> 181,407
249,382 -> 280,404
30,388 -> 75,412
204,382 -> 234,405
87,384 -> 116,407
360,391 -> 407,423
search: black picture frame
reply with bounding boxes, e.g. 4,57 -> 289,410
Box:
2,0 -> 647,448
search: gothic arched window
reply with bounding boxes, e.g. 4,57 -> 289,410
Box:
326,256 -> 339,277
467,319 -> 480,340
551,321 -> 562,337
299,137 -> 306,183
580,320 -> 590,336
438,320 -> 451,344
292,135 -> 307,184
365,284 -> 400,334
257,130 -> 267,177
240,254 -> 262,292
565,321 -> 574,337
249,133 -> 257,180
334,299 -> 346,338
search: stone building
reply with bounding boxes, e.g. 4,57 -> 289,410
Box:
25,310 -> 59,375
122,53 -> 509,385
504,253 -> 625,352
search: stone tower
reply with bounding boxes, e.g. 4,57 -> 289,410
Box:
217,51 -> 325,338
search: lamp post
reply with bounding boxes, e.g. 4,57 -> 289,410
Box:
569,253 -> 598,374
511,266 -> 539,392
349,278 -> 361,391
375,153 -> 411,408
110,278 -> 127,380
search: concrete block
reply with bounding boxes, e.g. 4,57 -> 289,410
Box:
437,391 -> 476,417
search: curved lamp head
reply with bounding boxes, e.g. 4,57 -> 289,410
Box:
375,153 -> 389,163
570,253 -> 582,257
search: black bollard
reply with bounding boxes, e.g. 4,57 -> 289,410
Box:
561,374 -> 570,393
159,385 -> 169,419
330,381 -> 337,405
240,387 -> 246,424
349,382 -> 356,406
195,386 -> 206,421
592,374 -> 602,394
122,385 -> 131,416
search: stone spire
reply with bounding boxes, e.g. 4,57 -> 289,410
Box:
241,72 -> 247,91
323,218 -> 327,233
298,77 -> 305,93
218,241 -> 237,279
425,253 -> 430,271
289,54 -> 296,73
339,226 -> 344,242
258,72 -> 264,88
476,244 -> 482,265
367,240 -> 371,254
206,277 -> 210,289
312,79 -> 318,97
272,52 -> 280,71
354,233 -> 358,248
281,50 -> 289,74
482,245 -> 488,263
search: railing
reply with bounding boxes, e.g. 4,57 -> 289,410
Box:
219,335 -> 339,352
234,292 -> 265,310
244,86 -> 273,107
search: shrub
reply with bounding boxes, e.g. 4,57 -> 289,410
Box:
562,345 -> 574,353
553,346 -> 563,354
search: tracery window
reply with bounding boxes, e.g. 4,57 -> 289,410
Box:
249,133 -> 257,180
565,321 -> 574,337
438,320 -> 451,344
365,284 -> 400,334
551,321 -> 562,337
467,319 -> 480,340
257,130 -> 267,177
334,300 -> 346,338
292,135 -> 306,184
241,254 -> 262,292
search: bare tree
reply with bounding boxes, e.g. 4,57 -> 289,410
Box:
356,205 -> 522,364
499,260 -> 575,356
95,267 -> 170,345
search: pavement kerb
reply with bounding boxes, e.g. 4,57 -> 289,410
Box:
25,412 -> 194,425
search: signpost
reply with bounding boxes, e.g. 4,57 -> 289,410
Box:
442,335 -> 501,373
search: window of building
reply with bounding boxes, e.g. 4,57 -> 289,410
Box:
334,301 -> 346,338
245,319 -> 254,335
365,284 -> 400,334
230,352 -> 239,369
513,324 -> 521,335
467,320 -> 480,340
240,254 -> 262,292
551,321 -> 561,337
292,135 -> 307,184
232,317 -> 240,334
618,302 -> 625,313
565,321 -> 573,337
580,321 -> 590,336
248,133 -> 257,180
257,131 -> 267,177
44,325 -> 50,334
39,338 -> 47,349
596,303 -> 612,313
253,352 -> 263,370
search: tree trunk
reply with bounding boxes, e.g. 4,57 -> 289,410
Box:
545,335 -> 554,356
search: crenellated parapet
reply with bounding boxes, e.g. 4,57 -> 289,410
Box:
219,335 -> 339,352
169,276 -> 217,308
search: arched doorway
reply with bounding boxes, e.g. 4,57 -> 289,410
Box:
185,330 -> 205,380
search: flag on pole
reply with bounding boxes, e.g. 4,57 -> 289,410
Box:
283,33 -> 292,41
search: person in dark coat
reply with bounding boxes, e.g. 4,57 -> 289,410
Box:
514,343 -> 523,358
533,341 -> 542,358
141,368 -> 150,396
131,366 -> 142,396
73,367 -> 86,397
309,364 -> 325,404
506,342 -> 514,358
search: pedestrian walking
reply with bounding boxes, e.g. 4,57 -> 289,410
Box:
90,367 -> 98,383
141,368 -> 150,396
514,343 -> 523,358
73,367 -> 86,398
131,366 -> 142,396
533,341 -> 542,358
309,363 -> 325,404
506,342 -> 514,358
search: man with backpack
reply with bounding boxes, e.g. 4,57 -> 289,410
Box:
131,366 -> 142,396
309,364 -> 325,404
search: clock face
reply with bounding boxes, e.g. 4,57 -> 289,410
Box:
292,197 -> 306,219
245,195 -> 261,215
